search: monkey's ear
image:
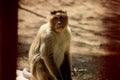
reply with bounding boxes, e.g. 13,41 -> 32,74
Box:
50,11 -> 57,15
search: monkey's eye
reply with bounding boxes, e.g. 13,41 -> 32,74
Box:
59,16 -> 63,19
54,17 -> 58,20
51,11 -> 56,15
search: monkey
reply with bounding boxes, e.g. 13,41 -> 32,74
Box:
23,10 -> 72,80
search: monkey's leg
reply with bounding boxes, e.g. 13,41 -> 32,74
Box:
60,53 -> 72,80
31,54 -> 54,80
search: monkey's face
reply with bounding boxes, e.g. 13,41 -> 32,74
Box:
50,11 -> 68,32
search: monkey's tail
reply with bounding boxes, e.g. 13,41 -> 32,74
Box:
22,68 -> 32,79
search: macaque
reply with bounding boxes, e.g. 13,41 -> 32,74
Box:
23,10 -> 72,80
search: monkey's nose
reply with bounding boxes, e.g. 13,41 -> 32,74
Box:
58,21 -> 62,24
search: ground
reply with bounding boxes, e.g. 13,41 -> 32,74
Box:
17,0 -> 120,80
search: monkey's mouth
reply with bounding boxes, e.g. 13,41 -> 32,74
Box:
56,25 -> 64,32
56,25 -> 63,29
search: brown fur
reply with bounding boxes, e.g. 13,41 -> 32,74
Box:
23,10 -> 72,80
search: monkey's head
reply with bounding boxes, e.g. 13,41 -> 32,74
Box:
49,10 -> 68,32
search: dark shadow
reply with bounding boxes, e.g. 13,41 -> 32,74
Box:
99,0 -> 120,80
0,0 -> 18,80
72,54 -> 120,80
99,55 -> 120,80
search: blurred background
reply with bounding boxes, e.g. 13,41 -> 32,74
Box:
17,0 -> 120,80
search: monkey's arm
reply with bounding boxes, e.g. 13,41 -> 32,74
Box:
43,55 -> 63,80
60,51 -> 72,80
41,38 -> 63,80
29,30 -> 41,63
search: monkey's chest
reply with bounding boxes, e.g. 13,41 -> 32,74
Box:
53,44 -> 65,69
